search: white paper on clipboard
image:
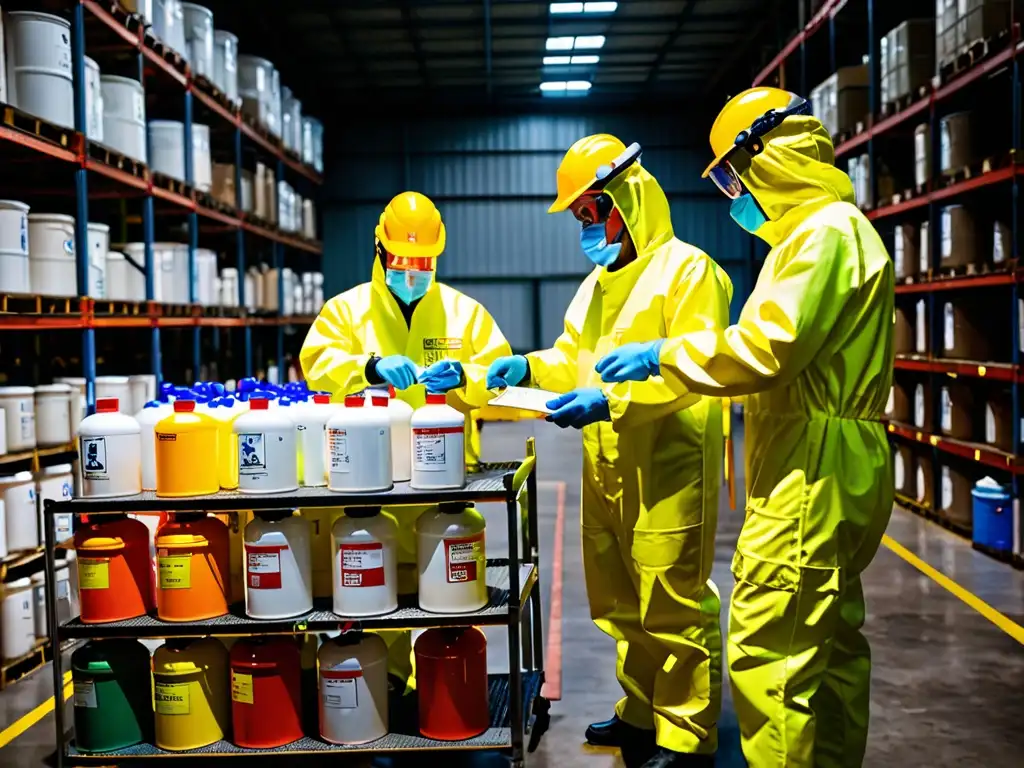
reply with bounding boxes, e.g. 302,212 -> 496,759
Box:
487,386 -> 560,414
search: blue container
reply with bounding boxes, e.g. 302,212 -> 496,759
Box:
971,482 -> 1013,552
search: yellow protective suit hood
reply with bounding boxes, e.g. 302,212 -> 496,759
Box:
742,115 -> 856,247
603,160 -> 675,258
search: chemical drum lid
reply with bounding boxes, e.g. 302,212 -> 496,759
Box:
4,577 -> 32,591
0,386 -> 35,396
35,384 -> 73,395
31,571 -> 46,586
43,463 -> 74,476
0,470 -> 35,486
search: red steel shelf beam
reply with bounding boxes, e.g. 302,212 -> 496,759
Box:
887,422 -> 1023,473
894,356 -> 1024,382
752,0 -> 844,86
894,270 -> 1022,294
868,166 -> 1021,220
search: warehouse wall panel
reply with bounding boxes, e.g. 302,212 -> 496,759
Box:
443,280 -> 535,352
539,279 -> 586,348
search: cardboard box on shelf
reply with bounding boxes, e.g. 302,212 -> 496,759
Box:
916,452 -> 935,508
887,379 -> 913,423
811,66 -> 869,136
894,222 -> 919,280
264,170 -> 277,225
892,19 -> 937,67
895,305 -> 915,354
255,162 -> 268,219
882,19 -> 935,101
940,381 -> 975,440
894,443 -> 915,496
940,111 -> 975,174
914,381 -> 934,430
937,0 -> 960,64
942,300 -> 991,360
939,463 -> 973,530
939,204 -> 979,269
992,220 -> 1011,265
959,0 -> 1012,47
984,392 -> 1014,451
211,163 -> 236,208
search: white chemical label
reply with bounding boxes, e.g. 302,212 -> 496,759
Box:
943,303 -> 955,351
894,452 -> 905,490
993,223 -> 1006,264
894,229 -> 904,274
920,223 -> 930,274
914,385 -> 925,428
941,209 -> 952,260
986,404 -> 997,443
915,300 -> 927,353
340,543 -> 385,587
81,437 -> 109,479
20,413 -> 34,441
445,534 -> 484,583
916,466 -> 926,503
321,671 -> 358,709
886,386 -> 895,417
328,428 -> 350,473
19,217 -> 27,254
941,388 -> 952,432
73,680 -> 98,709
56,42 -> 72,73
56,513 -> 72,537
413,426 -> 462,472
133,90 -> 145,122
245,544 -> 284,590
941,467 -> 953,511
238,433 -> 267,475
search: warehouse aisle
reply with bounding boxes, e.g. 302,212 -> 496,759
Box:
2,419 -> 1023,767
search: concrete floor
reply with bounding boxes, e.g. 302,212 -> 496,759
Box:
2,418 -> 1024,766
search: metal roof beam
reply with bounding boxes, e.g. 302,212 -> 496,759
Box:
645,0 -> 701,86
400,0 -> 431,87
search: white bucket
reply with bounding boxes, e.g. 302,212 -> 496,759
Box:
87,223 -> 109,299
128,374 -> 157,414
100,75 -> 147,163
212,30 -> 238,103
114,244 -> 152,301
0,387 -> 36,451
0,200 -> 30,294
238,55 -> 275,131
1,577 -> 36,662
95,376 -> 131,408
154,0 -> 186,56
196,248 -> 217,305
192,123 -> 212,191
36,463 -> 74,543
148,120 -> 185,181
181,3 -> 214,79
54,377 -> 86,437
0,472 -> 38,552
28,213 -> 76,297
6,12 -> 74,129
157,242 -> 190,303
34,384 -> 72,446
84,56 -> 103,141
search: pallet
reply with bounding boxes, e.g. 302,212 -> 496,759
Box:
906,501 -> 973,540
939,28 -> 1013,84
95,0 -> 144,35
87,140 -> 148,181
0,102 -> 74,151
889,185 -> 924,206
0,640 -> 49,691
0,293 -> 81,316
203,305 -> 246,318
151,171 -> 190,199
192,74 -> 240,116
940,155 -> 1005,187
244,212 -> 277,231
879,86 -> 929,119
144,31 -> 188,77
195,189 -> 237,217
241,112 -> 283,150
90,299 -> 147,317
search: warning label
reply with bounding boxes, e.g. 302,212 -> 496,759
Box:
413,426 -> 462,472
321,669 -> 359,709
158,553 -> 191,590
231,670 -> 254,705
81,437 -> 108,480
238,433 -> 267,476
328,428 -> 350,473
155,682 -> 190,715
246,544 -> 285,590
339,543 -> 385,588
445,534 -> 484,584
73,680 -> 98,709
78,558 -> 110,590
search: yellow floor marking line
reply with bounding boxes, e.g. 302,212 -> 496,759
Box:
882,534 -> 1024,645
0,671 -> 72,749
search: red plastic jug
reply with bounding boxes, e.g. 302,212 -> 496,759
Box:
74,514 -> 154,623
414,627 -> 489,740
230,637 -> 303,748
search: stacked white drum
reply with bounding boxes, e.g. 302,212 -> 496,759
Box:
0,386 -> 36,451
0,471 -> 38,552
28,214 -> 76,297
84,57 -> 104,141
34,384 -> 72,446
212,30 -> 239,103
181,4 -> 215,79
100,76 -> 147,163
0,200 -> 30,293
5,12 -> 74,129
1,577 -> 36,662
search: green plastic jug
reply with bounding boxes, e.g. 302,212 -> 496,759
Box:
72,639 -> 154,753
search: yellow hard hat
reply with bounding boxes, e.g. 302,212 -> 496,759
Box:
374,191 -> 446,259
703,87 -> 805,178
548,134 -> 628,213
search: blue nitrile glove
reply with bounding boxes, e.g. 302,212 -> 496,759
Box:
545,388 -> 610,430
376,355 -> 419,390
595,339 -> 665,383
487,355 -> 529,389
419,360 -> 464,393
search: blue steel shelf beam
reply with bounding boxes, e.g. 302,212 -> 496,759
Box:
275,159 -> 286,380
72,3 -> 95,414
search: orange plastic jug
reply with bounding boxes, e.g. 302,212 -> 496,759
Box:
154,513 -> 230,621
155,400 -> 219,498
74,514 -> 154,623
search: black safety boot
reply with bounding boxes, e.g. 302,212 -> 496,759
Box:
586,715 -> 657,766
640,746 -> 716,768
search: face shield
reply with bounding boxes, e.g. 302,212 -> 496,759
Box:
377,239 -> 436,304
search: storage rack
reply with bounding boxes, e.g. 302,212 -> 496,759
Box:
41,449 -> 550,766
753,0 -> 1024,564
0,0 -> 324,421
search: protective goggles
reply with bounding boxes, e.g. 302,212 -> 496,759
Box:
569,191 -> 616,224
376,239 -> 436,272
707,98 -> 812,199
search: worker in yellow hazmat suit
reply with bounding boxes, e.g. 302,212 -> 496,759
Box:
596,89 -> 895,768
487,135 -> 731,768
300,190 -> 512,689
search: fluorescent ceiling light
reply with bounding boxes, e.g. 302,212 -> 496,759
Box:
566,81 -> 592,91
543,55 -> 572,65
571,54 -> 600,64
540,80 -> 592,96
550,2 -> 584,12
540,81 -> 568,92
546,36 -> 575,50
573,35 -> 606,49
584,1 -> 618,12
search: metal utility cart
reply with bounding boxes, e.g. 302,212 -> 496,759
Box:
43,444 -> 550,767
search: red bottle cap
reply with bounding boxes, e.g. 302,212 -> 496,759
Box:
173,400 -> 195,412
344,395 -> 364,407
250,398 -> 269,410
96,397 -> 119,413
388,385 -> 397,397
371,396 -> 388,407
313,394 -> 330,404
426,393 -> 447,405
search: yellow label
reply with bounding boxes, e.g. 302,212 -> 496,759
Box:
78,558 -> 110,590
158,554 -> 191,590
231,671 -> 254,704
155,682 -> 190,715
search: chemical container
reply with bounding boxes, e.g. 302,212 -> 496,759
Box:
148,120 -> 187,181
331,507 -> 399,617
35,383 -> 72,446
940,382 -> 973,440
415,627 -> 489,740
135,401 -> 170,491
95,375 -> 130,406
940,464 -> 973,530
0,200 -> 30,293
192,123 -> 213,191
155,513 -> 229,621
28,213 -> 75,296
383,386 -> 413,482
30,571 -> 46,640
116,243 -> 158,302
234,397 -> 298,493
985,394 -> 1014,452
154,0 -> 186,55
411,394 -> 466,489
207,398 -> 241,489
85,222 -> 108,299
318,633 -> 389,745
417,502 -> 487,614
238,55 -> 275,131
155,399 -> 219,497
913,383 -> 933,431
72,639 -> 153,753
181,3 -> 214,79
154,637 -> 230,751
292,393 -> 332,486
78,398 -> 142,498
56,376 -> 87,437
1,577 -> 35,661
230,637 -> 303,748
0,386 -> 35,451
84,56 -> 103,142
100,75 -> 147,163
244,511 -> 313,619
972,477 -> 1013,553
128,374 -> 157,415
196,248 -> 217,304
327,395 -> 392,492
74,514 -> 154,623
212,30 -> 239,103
1,471 -> 38,551
6,12 -> 74,129
36,463 -> 74,543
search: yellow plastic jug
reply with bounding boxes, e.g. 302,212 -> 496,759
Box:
155,400 -> 219,497
153,637 -> 230,751
208,399 -> 241,490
